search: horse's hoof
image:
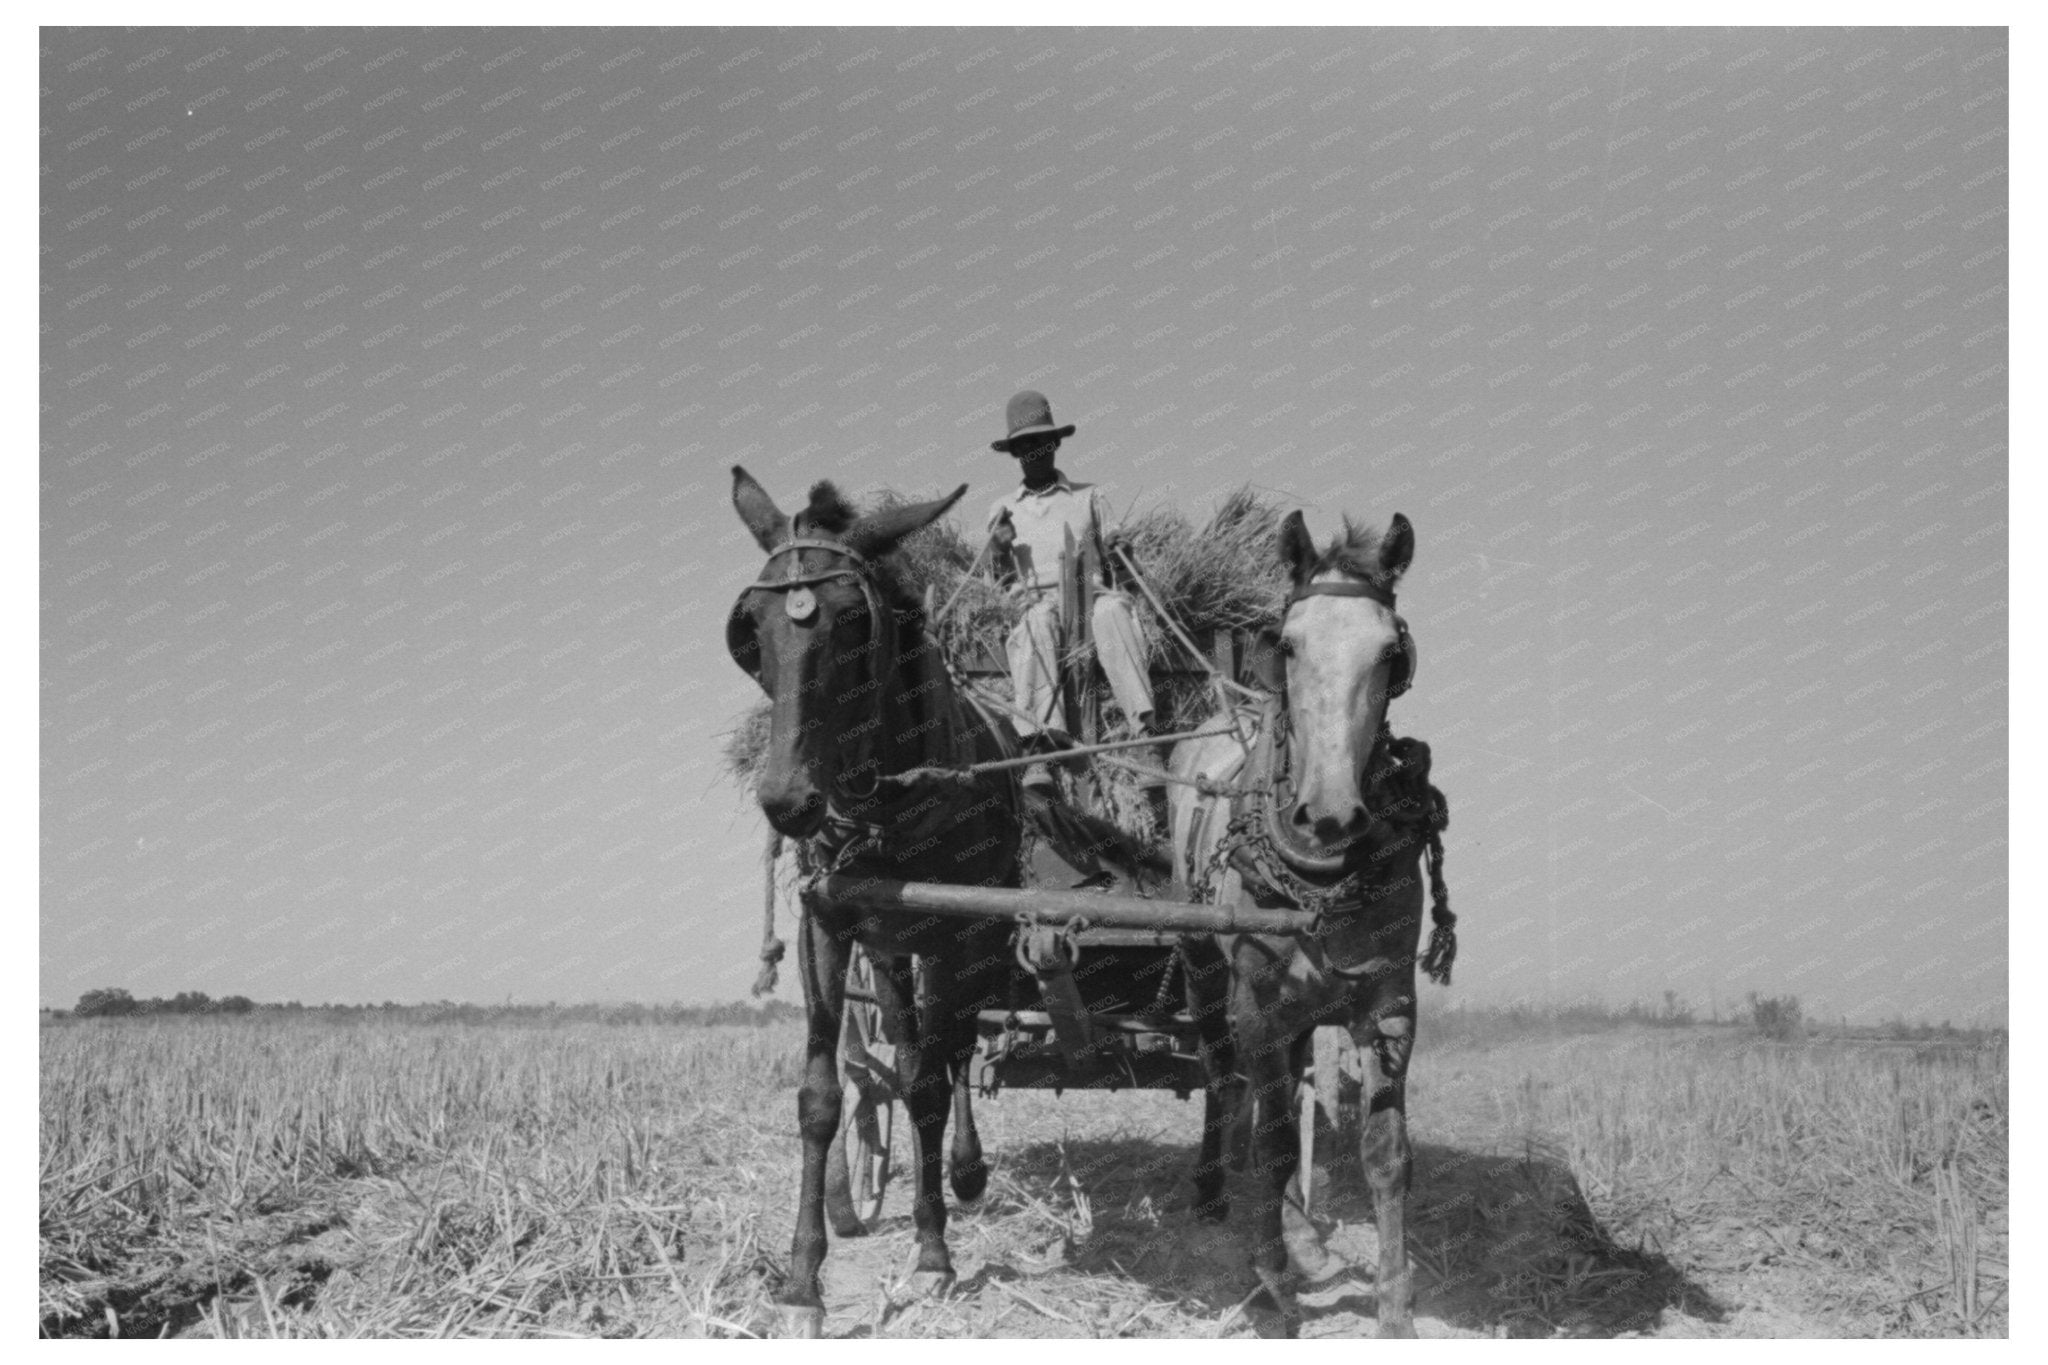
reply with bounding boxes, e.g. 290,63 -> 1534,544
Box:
950,1158 -> 989,1203
1193,1194 -> 1230,1224
1374,1269 -> 1416,1334
909,1269 -> 957,1300
778,1305 -> 826,1338
1290,1245 -> 1347,1287
829,1215 -> 868,1239
1284,1224 -> 1344,1285
1238,1270 -> 1300,1337
1248,1303 -> 1301,1339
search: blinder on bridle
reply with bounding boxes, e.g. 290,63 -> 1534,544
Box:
1280,578 -> 1415,701
726,537 -> 886,678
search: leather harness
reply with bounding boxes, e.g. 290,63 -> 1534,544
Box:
1183,574 -> 1452,983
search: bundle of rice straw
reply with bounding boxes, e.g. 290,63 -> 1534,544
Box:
718,484 -> 1293,785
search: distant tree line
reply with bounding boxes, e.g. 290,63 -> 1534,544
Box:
57,988 -> 802,1028
69,987 -> 255,1017
50,988 -> 1993,1040
1427,992 -> 2001,1047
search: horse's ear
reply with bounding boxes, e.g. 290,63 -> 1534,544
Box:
1279,510 -> 1316,585
1379,512 -> 1414,582
846,484 -> 968,559
731,466 -> 790,554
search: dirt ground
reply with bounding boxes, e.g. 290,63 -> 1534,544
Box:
41,1019 -> 2004,1339
754,1085 -> 1725,1339
731,1026 -> 2005,1339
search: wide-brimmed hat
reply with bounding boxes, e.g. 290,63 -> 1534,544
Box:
990,390 -> 1076,454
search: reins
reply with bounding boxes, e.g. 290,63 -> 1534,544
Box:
743,528 -> 1456,994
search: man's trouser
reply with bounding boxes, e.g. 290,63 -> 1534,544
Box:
1007,590 -> 1158,771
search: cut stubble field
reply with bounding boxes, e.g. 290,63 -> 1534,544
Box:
39,1010 -> 2006,1338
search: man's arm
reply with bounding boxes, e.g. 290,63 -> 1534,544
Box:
986,500 -> 1018,585
1092,488 -> 1132,587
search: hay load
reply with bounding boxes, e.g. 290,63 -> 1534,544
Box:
718,485 -> 1293,786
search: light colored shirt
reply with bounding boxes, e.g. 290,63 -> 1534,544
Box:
986,475 -> 1117,597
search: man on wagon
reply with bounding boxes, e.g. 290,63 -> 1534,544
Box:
985,390 -> 1169,826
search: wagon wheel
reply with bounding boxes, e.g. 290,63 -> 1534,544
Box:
829,948 -> 901,1229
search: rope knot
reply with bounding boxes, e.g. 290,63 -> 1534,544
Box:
751,936 -> 786,998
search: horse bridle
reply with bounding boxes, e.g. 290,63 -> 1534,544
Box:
726,537 -> 889,672
727,537 -> 897,802
1186,579 -> 1426,977
1245,575 -> 1416,881
1280,577 -> 1414,701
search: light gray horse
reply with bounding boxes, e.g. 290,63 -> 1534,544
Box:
1170,510 -> 1453,1338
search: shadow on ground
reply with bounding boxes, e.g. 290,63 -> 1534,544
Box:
980,1128 -> 1726,1337
1398,1138 -> 1726,1336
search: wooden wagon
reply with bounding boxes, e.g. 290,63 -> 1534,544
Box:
821,529 -> 1358,1224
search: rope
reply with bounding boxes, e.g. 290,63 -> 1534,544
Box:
955,724 -> 1239,777
1111,544 -> 1264,705
827,762 -> 990,861
1096,751 -> 1255,800
1420,826 -> 1456,987
953,664 -> 1237,771
956,668 -> 1065,736
752,831 -> 786,997
933,537 -> 994,627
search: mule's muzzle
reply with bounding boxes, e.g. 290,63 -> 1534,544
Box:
1289,800 -> 1367,851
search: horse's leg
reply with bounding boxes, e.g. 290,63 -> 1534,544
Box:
1280,1028 -> 1340,1285
947,1030 -> 988,1203
825,949 -> 891,1238
1241,1035 -> 1303,1337
1351,999 -> 1418,1338
894,961 -> 961,1293
779,909 -> 852,1337
1182,936 -> 1237,1221
824,1096 -> 864,1238
1229,954 -> 1304,1341
1194,1087 -> 1231,1221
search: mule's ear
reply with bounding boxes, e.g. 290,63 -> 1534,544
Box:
1279,510 -> 1317,585
845,484 -> 968,559
731,466 -> 790,554
1378,512 -> 1414,582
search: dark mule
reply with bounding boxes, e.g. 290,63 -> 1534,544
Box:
1170,510 -> 1454,1337
727,468 -> 1023,1336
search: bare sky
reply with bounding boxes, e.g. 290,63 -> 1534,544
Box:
40,27 -> 2006,1023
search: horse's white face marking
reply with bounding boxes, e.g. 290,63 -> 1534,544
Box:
1282,573 -> 1402,846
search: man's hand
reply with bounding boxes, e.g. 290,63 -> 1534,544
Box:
1100,529 -> 1139,591
990,508 -> 1016,549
